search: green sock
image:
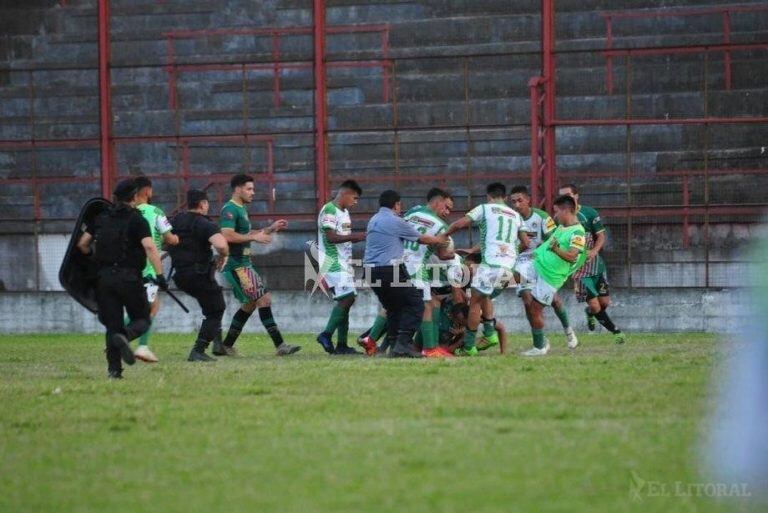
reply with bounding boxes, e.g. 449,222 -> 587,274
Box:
323,305 -> 346,336
554,306 -> 570,329
369,314 -> 387,341
421,320 -> 437,349
482,319 -> 496,338
337,312 -> 349,347
138,319 -> 153,347
463,329 -> 477,349
532,328 -> 545,349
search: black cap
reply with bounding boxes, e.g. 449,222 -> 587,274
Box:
187,189 -> 208,208
113,178 -> 138,202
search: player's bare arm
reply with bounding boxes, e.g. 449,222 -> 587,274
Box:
324,227 -> 366,243
142,236 -> 163,275
589,230 -> 606,260
162,230 -> 180,247
548,237 -> 579,263
209,232 -> 229,270
444,215 -> 472,236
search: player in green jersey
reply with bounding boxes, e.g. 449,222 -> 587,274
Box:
509,185 -> 579,349
217,174 -> 301,357
559,184 -> 625,344
315,180 -> 367,355
515,195 -> 587,356
402,188 -> 456,358
131,176 -> 179,363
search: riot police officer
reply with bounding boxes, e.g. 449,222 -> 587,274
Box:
168,189 -> 229,362
76,178 -> 167,379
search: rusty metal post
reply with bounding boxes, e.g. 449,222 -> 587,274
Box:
98,0 -> 113,198
541,0 -> 557,212
313,0 -> 329,210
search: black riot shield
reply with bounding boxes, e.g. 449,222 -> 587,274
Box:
58,197 -> 113,313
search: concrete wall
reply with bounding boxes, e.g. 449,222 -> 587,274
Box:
0,287 -> 750,335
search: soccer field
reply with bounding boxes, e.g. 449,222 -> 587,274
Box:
0,333 -> 743,513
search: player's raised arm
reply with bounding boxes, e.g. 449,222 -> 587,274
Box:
324,227 -> 366,243
444,215 -> 472,237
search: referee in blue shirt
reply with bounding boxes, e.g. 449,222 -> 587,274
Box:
364,190 -> 447,358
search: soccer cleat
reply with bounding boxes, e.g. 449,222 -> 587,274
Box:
334,345 -> 362,356
109,333 -> 136,366
585,308 -> 597,331
276,343 -> 302,356
316,332 -> 335,354
521,340 -> 550,357
134,345 -> 159,363
357,336 -> 378,356
565,327 -> 579,349
454,346 -> 479,357
107,370 -> 123,379
614,332 -> 626,345
187,350 -> 216,362
476,333 -> 499,352
421,347 -> 454,358
212,338 -> 227,356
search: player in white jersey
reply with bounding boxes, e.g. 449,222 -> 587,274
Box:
509,185 -> 578,349
445,183 -> 529,356
402,188 -> 456,358
315,180 -> 367,355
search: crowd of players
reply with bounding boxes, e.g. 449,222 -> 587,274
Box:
75,174 -> 624,378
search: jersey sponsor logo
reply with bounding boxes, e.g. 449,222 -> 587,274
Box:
571,234 -> 586,249
342,222 -> 352,230
224,211 -> 234,219
321,214 -> 336,226
490,206 -> 512,216
545,218 -> 556,231
411,216 -> 435,228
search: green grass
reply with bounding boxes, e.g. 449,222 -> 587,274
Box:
0,332 -> 747,512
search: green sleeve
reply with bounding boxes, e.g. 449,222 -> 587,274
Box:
587,207 -> 605,234
220,203 -> 237,230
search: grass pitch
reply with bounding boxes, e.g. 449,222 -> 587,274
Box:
0,332 -> 747,512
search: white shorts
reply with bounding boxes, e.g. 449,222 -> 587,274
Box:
515,259 -> 558,306
471,263 -> 515,297
411,278 -> 432,302
323,271 -> 357,300
144,281 -> 159,303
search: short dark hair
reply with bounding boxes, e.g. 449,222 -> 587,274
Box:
486,182 -> 506,198
379,189 -> 401,209
560,183 -> 579,195
553,194 -> 577,211
509,185 -> 529,196
339,179 -> 362,196
427,188 -> 451,202
450,302 -> 469,319
187,189 -> 208,209
231,174 -> 254,190
133,176 -> 152,191
464,252 -> 482,264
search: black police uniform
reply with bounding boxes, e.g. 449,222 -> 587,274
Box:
88,203 -> 152,376
168,211 -> 226,358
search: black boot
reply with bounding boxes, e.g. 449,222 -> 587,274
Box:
188,339 -> 216,362
390,331 -> 423,358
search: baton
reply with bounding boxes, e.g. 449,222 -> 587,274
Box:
164,288 -> 190,314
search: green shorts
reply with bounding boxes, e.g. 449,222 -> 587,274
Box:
579,272 -> 610,300
223,264 -> 268,304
